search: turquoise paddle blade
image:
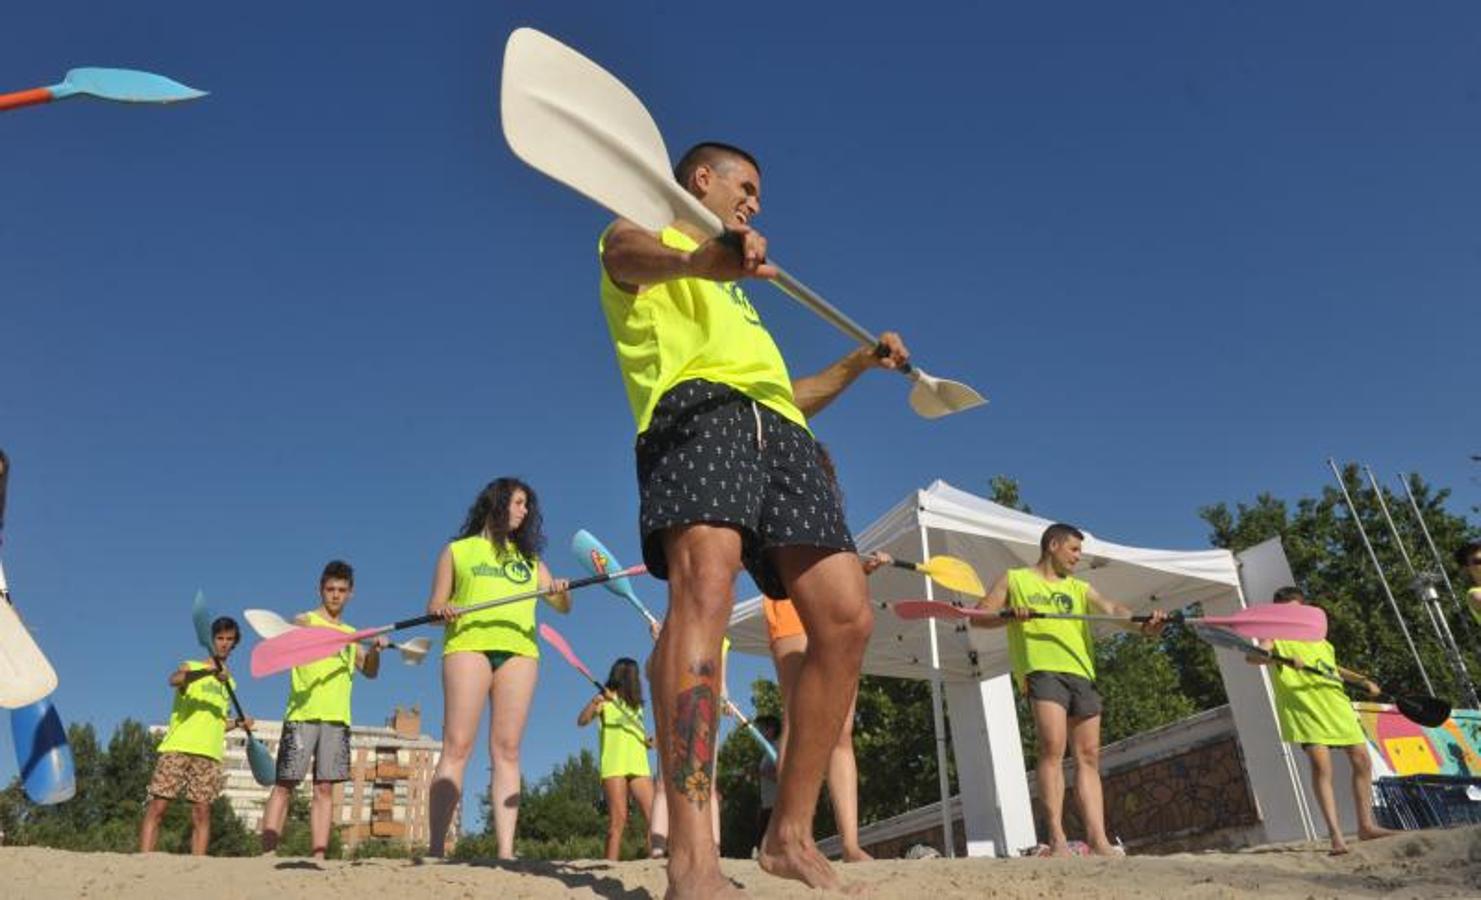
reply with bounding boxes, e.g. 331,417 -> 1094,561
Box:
55,67 -> 206,103
191,590 -> 213,650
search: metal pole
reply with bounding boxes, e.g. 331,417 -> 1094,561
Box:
1326,459 -> 1434,693
920,523 -> 957,858
1399,472 -> 1477,625
1363,467 -> 1478,707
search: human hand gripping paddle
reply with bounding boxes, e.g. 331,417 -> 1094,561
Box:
571,529 -> 780,763
892,599 -> 1330,643
539,623 -> 652,740
1193,624 -> 1451,728
243,609 -> 432,666
250,565 -> 641,677
0,67 -> 205,112
499,28 -> 986,420
192,593 -> 276,786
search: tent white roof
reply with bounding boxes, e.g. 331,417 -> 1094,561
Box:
728,480 -> 1243,681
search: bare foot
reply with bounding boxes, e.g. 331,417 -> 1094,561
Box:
842,846 -> 875,863
1087,841 -> 1125,858
1041,839 -> 1072,858
759,835 -> 860,893
1329,842 -> 1351,856
1358,826 -> 1398,841
663,871 -> 744,899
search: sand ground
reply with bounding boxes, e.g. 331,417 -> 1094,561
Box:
2,826 -> 1478,899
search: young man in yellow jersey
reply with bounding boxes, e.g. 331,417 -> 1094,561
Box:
1249,586 -> 1395,855
260,560 -> 385,858
1457,541 -> 1481,628
974,523 -> 1166,858
600,141 -> 908,897
139,616 -> 253,855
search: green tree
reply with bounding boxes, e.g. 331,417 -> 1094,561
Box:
456,749 -> 648,860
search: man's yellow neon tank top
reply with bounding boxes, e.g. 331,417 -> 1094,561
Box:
443,536 -> 541,658
598,225 -> 807,434
284,610 -> 356,724
1003,567 -> 1096,687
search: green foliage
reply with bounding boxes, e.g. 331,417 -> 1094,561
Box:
272,790 -> 343,859
462,748 -> 649,860
1200,467 -> 1480,700
1093,633 -> 1198,745
716,674 -> 956,856
350,837 -> 425,859
0,718 -> 257,855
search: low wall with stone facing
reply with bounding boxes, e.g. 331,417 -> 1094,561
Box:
822,705 -> 1262,858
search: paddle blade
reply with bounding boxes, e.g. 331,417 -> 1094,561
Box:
571,530 -> 651,614
916,555 -> 986,597
1195,603 -> 1327,642
243,608 -> 295,639
501,28 -> 719,235
398,637 -> 432,665
538,622 -> 597,682
60,67 -> 206,103
891,599 -> 978,622
0,586 -> 59,709
11,698 -> 76,804
1397,694 -> 1452,728
250,626 -> 360,677
908,371 -> 988,419
246,736 -> 276,786
192,590 -> 214,650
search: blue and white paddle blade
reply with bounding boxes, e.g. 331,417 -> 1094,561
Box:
58,68 -> 206,103
11,698 -> 76,804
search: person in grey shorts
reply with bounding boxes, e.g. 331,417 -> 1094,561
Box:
260,560 -> 386,857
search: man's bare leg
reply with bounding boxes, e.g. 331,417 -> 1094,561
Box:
1032,700 -> 1072,857
1069,715 -> 1118,856
655,524 -> 744,900
759,547 -> 872,891
1304,744 -> 1350,854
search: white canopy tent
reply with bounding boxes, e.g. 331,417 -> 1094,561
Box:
728,481 -> 1317,856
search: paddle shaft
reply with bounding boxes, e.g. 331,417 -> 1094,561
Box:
206,657 -> 258,738
378,565 -> 643,637
0,88 -> 54,111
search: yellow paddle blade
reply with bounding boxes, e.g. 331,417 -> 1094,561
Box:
916,555 -> 985,597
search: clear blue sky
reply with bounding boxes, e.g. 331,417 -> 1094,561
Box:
3,3 -> 1477,832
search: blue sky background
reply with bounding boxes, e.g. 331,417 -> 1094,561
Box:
2,3 -> 1477,833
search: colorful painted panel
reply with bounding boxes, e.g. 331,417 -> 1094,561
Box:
1356,703 -> 1481,777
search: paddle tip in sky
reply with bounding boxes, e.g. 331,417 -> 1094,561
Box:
0,66 -> 206,113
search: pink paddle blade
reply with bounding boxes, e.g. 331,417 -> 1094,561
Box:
538,622 -> 597,681
249,625 -> 373,677
1194,603 -> 1327,642
892,600 -> 977,621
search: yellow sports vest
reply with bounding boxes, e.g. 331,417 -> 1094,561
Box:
599,698 -> 651,780
598,226 -> 807,434
443,536 -> 541,658
284,610 -> 356,724
1269,638 -> 1365,746
157,660 -> 234,761
1004,567 -> 1095,686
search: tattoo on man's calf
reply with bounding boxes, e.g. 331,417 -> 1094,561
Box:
669,660 -> 717,806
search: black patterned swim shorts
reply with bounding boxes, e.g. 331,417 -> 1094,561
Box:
635,379 -> 855,599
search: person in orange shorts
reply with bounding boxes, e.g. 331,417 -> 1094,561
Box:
763,549 -> 889,861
